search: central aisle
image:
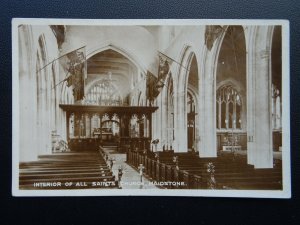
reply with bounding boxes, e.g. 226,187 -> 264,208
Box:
101,146 -> 158,189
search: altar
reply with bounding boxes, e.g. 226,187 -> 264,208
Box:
222,146 -> 242,151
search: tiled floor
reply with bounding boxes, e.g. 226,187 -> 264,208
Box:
102,146 -> 158,189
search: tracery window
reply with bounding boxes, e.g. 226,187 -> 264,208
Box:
216,85 -> 242,130
85,77 -> 122,106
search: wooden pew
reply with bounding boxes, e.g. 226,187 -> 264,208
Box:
19,151 -> 117,190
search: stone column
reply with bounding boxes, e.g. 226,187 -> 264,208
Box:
173,91 -> 187,152
161,90 -> 168,147
19,73 -> 38,161
198,48 -> 217,158
157,96 -> 163,149
253,48 -> 273,168
18,26 -> 38,161
38,70 -> 51,156
246,27 -> 256,165
200,76 -> 217,157
246,26 -> 273,168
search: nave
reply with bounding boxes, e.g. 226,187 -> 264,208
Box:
19,141 -> 282,190
16,22 -> 285,191
100,145 -> 158,189
19,145 -> 161,190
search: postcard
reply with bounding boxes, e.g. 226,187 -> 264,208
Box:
12,19 -> 290,198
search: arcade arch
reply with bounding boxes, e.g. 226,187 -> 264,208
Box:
215,25 -> 247,153
173,46 -> 200,153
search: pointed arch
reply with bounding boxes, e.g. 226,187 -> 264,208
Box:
87,43 -> 147,74
173,45 -> 200,152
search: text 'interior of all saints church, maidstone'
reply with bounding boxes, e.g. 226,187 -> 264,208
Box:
17,23 -> 284,191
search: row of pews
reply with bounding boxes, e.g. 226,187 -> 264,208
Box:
19,151 -> 118,190
127,150 -> 282,190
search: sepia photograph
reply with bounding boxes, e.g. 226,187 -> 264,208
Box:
12,19 -> 290,197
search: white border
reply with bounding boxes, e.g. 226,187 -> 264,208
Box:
12,18 -> 291,198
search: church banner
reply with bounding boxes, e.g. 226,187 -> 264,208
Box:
146,52 -> 173,104
60,46 -> 86,101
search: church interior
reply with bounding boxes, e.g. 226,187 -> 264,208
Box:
17,24 -> 283,190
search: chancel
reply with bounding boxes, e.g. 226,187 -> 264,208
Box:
17,23 -> 283,190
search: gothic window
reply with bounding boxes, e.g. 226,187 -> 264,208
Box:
216,85 -> 242,130
85,77 -> 122,106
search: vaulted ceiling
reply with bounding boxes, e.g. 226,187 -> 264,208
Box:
217,26 -> 246,90
85,49 -> 138,97
87,49 -> 136,76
